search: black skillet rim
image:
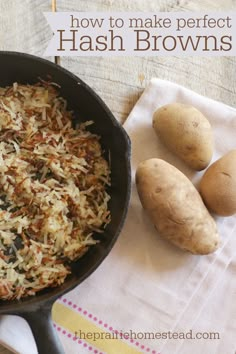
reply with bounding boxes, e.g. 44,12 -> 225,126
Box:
0,51 -> 131,313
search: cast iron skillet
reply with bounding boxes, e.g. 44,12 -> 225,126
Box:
0,52 -> 131,354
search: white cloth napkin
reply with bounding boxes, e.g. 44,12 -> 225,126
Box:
1,78 -> 236,354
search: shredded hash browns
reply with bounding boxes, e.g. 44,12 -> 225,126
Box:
0,82 -> 111,300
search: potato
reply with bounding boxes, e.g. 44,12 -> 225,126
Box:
152,103 -> 213,170
200,150 -> 236,216
136,158 -> 220,254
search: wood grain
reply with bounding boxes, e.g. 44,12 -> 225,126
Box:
57,0 -> 236,123
0,0 -> 52,57
0,0 -> 236,353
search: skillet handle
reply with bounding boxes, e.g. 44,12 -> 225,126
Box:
22,304 -> 65,354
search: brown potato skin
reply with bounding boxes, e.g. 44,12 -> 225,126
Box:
136,158 -> 219,255
153,103 -> 213,170
200,150 -> 236,216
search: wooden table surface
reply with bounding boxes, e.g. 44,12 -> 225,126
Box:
0,0 -> 235,353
